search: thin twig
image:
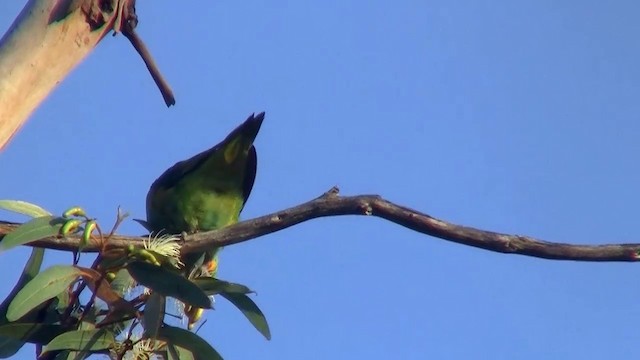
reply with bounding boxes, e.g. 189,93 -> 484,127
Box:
118,0 -> 175,107
122,29 -> 176,107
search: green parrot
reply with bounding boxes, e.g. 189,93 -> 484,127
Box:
143,112 -> 264,327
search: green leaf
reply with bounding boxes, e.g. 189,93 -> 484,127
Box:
7,266 -> 81,322
191,277 -> 253,296
220,293 -> 271,340
109,269 -> 134,296
55,290 -> 70,313
0,323 -> 67,344
42,329 -> 114,353
167,343 -> 195,360
0,200 -> 51,218
52,351 -> 72,360
0,248 -> 45,357
0,216 -> 66,252
99,254 -> 130,275
0,248 -> 45,323
0,336 -> 22,359
127,262 -> 211,309
143,292 -> 165,338
0,303 -> 60,358
158,325 -> 222,360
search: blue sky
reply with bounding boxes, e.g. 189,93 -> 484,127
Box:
2,1 -> 640,359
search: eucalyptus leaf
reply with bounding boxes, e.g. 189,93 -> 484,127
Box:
0,216 -> 65,252
52,350 -> 72,360
0,248 -> 45,323
191,277 -> 253,296
42,329 -> 114,353
109,269 -> 135,296
167,343 -> 195,360
220,293 -> 271,340
55,290 -> 70,313
0,323 -> 67,344
127,262 -> 211,309
0,335 -> 22,359
158,325 -> 222,360
0,303 -> 60,358
143,292 -> 165,338
0,248 -> 45,357
7,266 -> 80,322
0,200 -> 51,218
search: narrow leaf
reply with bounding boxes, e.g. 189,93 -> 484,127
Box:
143,292 -> 165,338
0,323 -> 67,344
158,325 -> 222,360
167,343 -> 195,360
55,290 -> 70,313
0,302 -> 59,358
0,248 -> 45,357
127,262 -> 211,309
0,216 -> 65,252
42,329 -> 114,353
109,269 -> 135,296
220,293 -> 271,340
191,277 -> 253,296
52,350 -> 72,360
0,200 -> 51,218
7,266 -> 81,322
0,337 -> 23,359
0,248 -> 45,323
99,250 -> 129,273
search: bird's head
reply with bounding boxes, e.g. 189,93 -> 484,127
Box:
220,112 -> 265,165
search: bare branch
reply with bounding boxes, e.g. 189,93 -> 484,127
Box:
117,0 -> 175,107
1,187 -> 638,262
121,28 -> 175,107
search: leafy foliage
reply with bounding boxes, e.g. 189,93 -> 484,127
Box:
158,325 -> 224,360
0,323 -> 68,345
42,329 -> 115,354
0,202 -> 270,359
127,261 -> 212,309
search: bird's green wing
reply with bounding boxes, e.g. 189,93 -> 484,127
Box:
241,145 -> 257,211
149,145 -> 221,192
150,112 -> 264,193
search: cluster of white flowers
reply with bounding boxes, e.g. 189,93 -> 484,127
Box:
143,232 -> 184,267
110,330 -> 165,360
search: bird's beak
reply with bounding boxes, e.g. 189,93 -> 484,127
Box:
223,112 -> 265,164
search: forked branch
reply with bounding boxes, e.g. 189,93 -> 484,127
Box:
1,187 -> 638,262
